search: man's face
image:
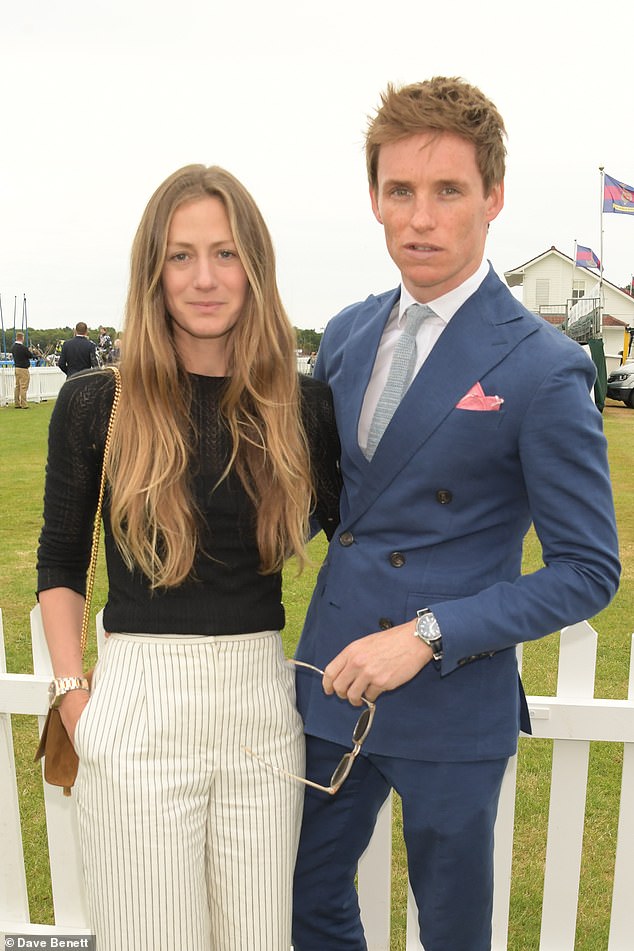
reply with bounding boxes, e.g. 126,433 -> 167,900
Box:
370,131 -> 504,302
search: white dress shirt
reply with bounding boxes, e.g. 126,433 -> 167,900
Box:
358,259 -> 491,450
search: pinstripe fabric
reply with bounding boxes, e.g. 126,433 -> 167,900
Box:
74,631 -> 304,951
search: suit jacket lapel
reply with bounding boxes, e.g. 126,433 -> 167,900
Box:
342,271 -> 539,525
336,288 -> 400,468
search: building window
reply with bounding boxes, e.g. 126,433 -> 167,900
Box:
572,280 -> 586,301
535,279 -> 550,306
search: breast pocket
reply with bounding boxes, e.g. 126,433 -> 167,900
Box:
448,406 -> 507,453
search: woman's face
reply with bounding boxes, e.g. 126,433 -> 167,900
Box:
162,195 -> 249,374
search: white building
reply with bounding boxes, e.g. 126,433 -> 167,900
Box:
504,246 -> 633,373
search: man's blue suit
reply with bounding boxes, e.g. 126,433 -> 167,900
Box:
292,266 -> 620,950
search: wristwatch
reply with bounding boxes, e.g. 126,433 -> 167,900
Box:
48,676 -> 90,709
414,609 -> 443,660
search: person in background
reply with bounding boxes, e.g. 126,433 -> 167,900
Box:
37,164 -> 341,951
98,326 -> 113,363
11,331 -> 34,408
98,326 -> 113,349
291,77 -> 620,951
57,322 -> 98,376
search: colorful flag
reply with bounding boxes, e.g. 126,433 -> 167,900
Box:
603,173 -> 634,214
575,245 -> 601,269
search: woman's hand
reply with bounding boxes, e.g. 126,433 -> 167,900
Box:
58,688 -> 90,747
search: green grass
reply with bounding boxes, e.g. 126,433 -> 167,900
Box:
1,398 -> 632,949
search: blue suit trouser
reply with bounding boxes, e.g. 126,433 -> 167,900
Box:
292,735 -> 508,951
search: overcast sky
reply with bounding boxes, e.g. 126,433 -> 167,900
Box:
1,0 -> 632,334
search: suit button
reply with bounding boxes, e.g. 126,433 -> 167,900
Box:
389,551 -> 406,568
436,489 -> 453,504
339,531 -> 354,547
378,617 -> 393,630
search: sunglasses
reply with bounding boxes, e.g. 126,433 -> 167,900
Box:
243,659 -> 376,795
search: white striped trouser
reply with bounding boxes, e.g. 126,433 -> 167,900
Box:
74,630 -> 304,951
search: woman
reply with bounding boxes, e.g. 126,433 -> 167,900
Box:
37,165 -> 341,951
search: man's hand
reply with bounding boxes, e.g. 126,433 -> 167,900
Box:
323,620 -> 434,705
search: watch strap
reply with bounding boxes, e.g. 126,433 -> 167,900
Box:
49,676 -> 90,708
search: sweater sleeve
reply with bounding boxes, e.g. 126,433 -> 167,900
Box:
37,371 -> 116,596
299,376 -> 341,540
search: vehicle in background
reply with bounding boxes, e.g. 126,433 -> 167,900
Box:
607,361 -> 634,408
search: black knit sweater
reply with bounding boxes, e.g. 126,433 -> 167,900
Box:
37,370 -> 341,635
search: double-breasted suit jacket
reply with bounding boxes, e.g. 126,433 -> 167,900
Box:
295,266 -> 620,763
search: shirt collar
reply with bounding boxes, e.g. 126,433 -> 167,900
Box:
398,258 -> 491,326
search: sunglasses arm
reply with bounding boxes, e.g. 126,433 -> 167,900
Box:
241,745 -> 337,796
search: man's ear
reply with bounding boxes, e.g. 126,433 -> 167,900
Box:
486,181 -> 504,224
370,186 -> 383,224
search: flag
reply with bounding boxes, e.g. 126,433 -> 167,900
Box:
575,244 -> 601,269
603,173 -> 634,214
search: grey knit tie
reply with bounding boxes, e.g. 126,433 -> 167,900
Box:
365,303 -> 434,460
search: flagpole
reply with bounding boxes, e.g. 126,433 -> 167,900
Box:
599,167 -> 605,299
598,167 -> 605,333
572,239 -> 577,305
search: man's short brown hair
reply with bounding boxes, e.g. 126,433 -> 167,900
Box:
365,77 -> 506,196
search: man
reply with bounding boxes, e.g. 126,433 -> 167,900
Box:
11,331 -> 34,408
291,78 -> 620,951
98,325 -> 113,363
58,322 -> 98,376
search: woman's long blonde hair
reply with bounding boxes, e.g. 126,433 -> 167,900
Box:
107,165 -> 313,588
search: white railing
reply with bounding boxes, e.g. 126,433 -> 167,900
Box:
2,365 -> 308,406
0,366 -> 65,406
1,608 -> 633,948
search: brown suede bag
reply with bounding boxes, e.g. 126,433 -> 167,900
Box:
34,669 -> 94,794
35,366 -> 121,796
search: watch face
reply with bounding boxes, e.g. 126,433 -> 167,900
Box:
416,613 -> 441,643
416,617 -> 433,636
48,681 -> 57,705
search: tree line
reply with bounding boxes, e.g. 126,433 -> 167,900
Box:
6,326 -> 324,356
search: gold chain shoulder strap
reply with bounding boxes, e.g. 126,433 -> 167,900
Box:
79,366 -> 122,656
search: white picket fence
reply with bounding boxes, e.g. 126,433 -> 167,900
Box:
1,364 -> 305,406
1,607 -> 633,949
0,366 -> 65,406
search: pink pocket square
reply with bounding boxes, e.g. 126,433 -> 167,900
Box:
456,382 -> 504,411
